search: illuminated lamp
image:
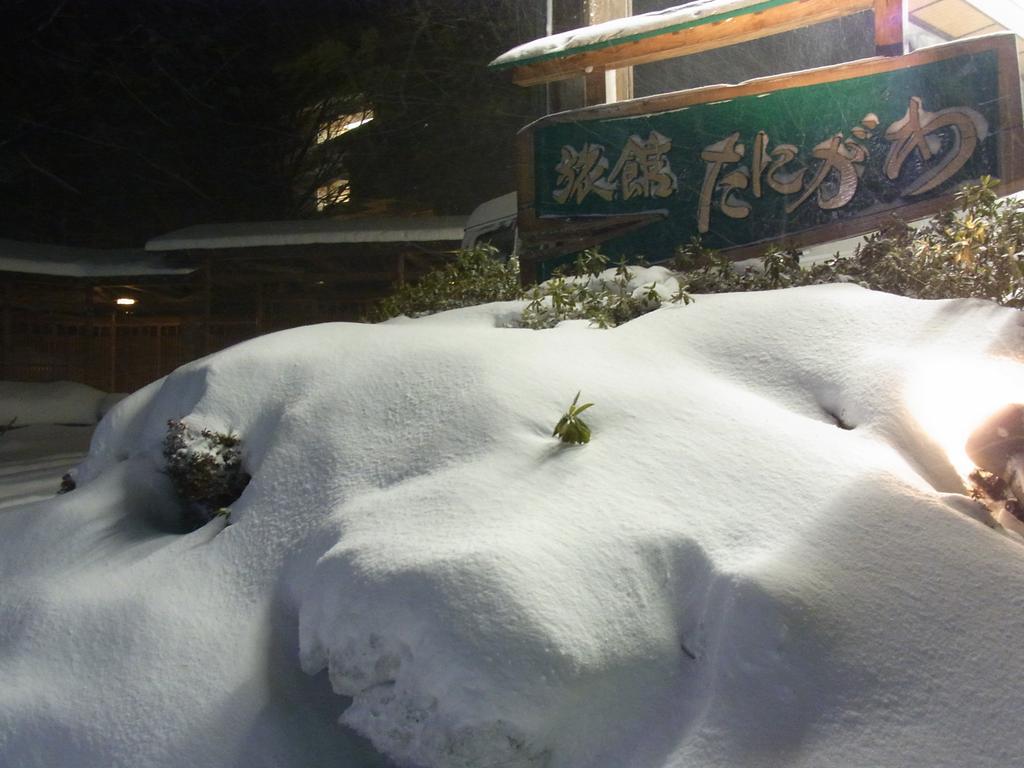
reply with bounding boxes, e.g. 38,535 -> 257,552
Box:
966,403 -> 1024,535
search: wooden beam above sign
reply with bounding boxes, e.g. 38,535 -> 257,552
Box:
494,0 -> 906,88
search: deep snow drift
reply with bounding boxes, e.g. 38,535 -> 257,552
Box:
0,381 -> 119,508
0,379 -> 118,426
0,424 -> 92,509
2,283 -> 1024,768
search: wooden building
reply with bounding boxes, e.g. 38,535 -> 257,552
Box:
1,216 -> 465,393
0,239 -> 196,393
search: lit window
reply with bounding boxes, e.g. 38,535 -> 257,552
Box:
316,108 -> 375,144
316,178 -> 351,210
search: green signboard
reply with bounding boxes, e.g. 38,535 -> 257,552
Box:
519,34 -> 1024,277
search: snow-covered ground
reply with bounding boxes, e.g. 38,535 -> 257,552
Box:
0,381 -> 120,509
0,424 -> 93,509
2,284 -> 1024,768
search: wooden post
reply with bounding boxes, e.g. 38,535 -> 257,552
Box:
397,252 -> 406,288
109,310 -> 117,393
589,0 -> 632,103
84,284 -> 94,387
256,281 -> 265,334
1,280 -> 11,380
202,254 -> 212,355
155,323 -> 163,381
549,0 -> 634,108
874,0 -> 906,57
584,69 -> 607,106
582,0 -> 632,105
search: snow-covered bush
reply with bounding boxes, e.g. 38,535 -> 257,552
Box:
162,419 -> 249,529
371,244 -> 523,321
802,177 -> 1024,305
672,240 -> 805,293
372,180 -> 1024,330
520,251 -> 692,329
675,177 -> 1024,304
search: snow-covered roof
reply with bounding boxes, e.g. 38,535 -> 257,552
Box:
146,216 -> 469,252
491,0 -> 799,69
0,238 -> 195,277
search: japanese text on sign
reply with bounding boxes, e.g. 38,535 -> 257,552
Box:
551,97 -> 987,233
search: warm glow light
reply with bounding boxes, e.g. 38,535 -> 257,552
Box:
115,297 -> 136,306
316,177 -> 351,210
315,109 -> 375,144
906,355 -> 1024,478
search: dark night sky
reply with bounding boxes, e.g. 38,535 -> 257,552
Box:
0,0 -> 542,248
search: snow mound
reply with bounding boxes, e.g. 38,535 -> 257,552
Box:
0,380 -> 116,425
4,284 -> 1024,768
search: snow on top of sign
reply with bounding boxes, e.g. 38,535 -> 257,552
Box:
0,238 -> 194,277
145,216 -> 469,252
491,0 -> 789,68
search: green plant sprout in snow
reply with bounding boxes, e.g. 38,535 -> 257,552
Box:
553,391 -> 594,444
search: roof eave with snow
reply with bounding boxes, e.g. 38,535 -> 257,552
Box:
146,217 -> 469,252
0,239 -> 196,278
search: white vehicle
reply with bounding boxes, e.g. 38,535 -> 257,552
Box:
461,192 -> 517,256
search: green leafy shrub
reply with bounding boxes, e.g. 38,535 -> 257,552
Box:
802,177 -> 1024,305
672,240 -> 804,294
520,251 -> 692,329
552,391 -> 594,445
668,177 -> 1024,305
373,179 -> 1023,329
370,244 -> 524,321
163,419 -> 250,530
369,243 -> 690,329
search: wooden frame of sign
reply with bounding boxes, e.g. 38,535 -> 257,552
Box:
500,0 -> 907,87
516,33 -> 1024,280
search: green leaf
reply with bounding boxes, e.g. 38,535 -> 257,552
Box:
552,391 -> 594,444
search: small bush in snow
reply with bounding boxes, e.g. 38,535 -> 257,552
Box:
673,177 -> 1024,305
800,177 -> 1024,305
520,251 -> 692,329
552,391 -> 594,445
370,244 -> 524,320
371,180 -> 1021,329
672,240 -> 805,293
163,419 -> 249,529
